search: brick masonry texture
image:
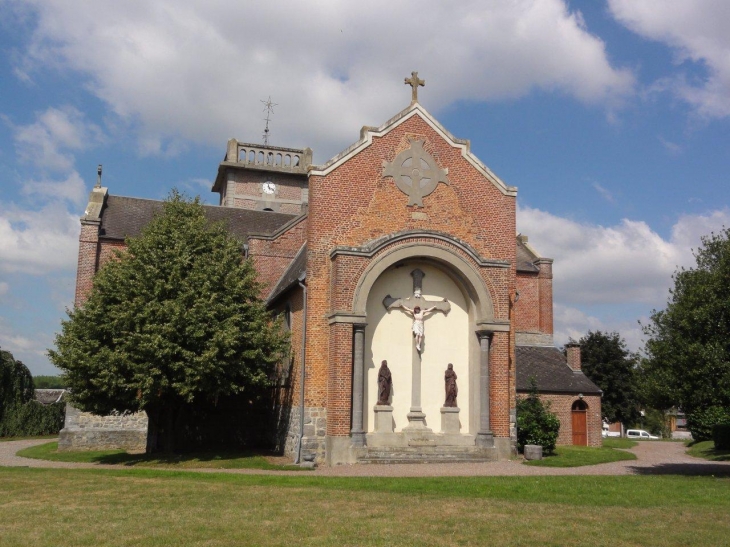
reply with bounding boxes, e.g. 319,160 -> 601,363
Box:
306,115 -> 517,441
71,106 -> 602,460
536,394 -> 602,447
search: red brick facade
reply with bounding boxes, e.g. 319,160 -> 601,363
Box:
73,101 -> 601,462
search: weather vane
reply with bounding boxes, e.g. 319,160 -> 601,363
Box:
261,96 -> 277,146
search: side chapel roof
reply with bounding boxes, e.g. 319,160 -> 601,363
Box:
515,346 -> 602,395
98,195 -> 297,241
267,243 -> 307,305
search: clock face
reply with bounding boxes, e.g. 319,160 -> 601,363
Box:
263,181 -> 276,194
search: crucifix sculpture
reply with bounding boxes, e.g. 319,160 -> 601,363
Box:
404,71 -> 425,103
383,268 -> 449,431
383,268 -> 450,352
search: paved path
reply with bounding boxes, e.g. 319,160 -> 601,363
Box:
1,439 -> 728,477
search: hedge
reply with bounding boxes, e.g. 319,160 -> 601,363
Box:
713,424 -> 730,450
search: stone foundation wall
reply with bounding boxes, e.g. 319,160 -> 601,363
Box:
58,403 -> 148,453
275,404 -> 327,463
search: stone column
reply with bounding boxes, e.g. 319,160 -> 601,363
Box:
350,323 -> 367,447
405,348 -> 429,430
476,331 -> 494,447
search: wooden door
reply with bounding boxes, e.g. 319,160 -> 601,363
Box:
572,410 -> 587,445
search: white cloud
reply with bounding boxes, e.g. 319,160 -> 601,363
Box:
11,106 -> 104,172
0,282 -> 8,297
592,181 -> 616,203
0,202 -> 80,274
21,170 -> 87,206
11,0 -> 634,161
552,303 -> 648,352
517,204 -> 730,307
609,0 -> 730,118
0,317 -> 58,374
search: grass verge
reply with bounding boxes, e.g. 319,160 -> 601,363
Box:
0,468 -> 728,547
524,444 -> 637,467
17,441 -> 307,471
602,437 -> 638,449
686,440 -> 730,462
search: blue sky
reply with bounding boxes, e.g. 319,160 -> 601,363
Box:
0,0 -> 729,374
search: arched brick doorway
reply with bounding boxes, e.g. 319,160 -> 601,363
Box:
571,400 -> 588,446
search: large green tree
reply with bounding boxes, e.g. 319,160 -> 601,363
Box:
575,331 -> 640,426
50,191 -> 288,452
640,227 -> 730,439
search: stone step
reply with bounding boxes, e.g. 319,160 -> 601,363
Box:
358,446 -> 498,464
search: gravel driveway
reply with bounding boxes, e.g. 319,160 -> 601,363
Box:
1,439 -> 728,477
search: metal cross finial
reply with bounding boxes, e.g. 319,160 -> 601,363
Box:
261,96 -> 277,146
404,71 -> 425,103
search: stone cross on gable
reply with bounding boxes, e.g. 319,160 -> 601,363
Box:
405,71 -> 425,103
382,268 -> 451,314
382,139 -> 449,207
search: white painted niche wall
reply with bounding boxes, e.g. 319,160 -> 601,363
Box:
363,262 -> 470,433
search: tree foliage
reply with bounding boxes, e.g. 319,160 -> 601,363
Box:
516,379 -> 560,453
49,191 -> 288,452
0,347 -> 64,437
576,331 -> 640,426
640,227 -> 730,440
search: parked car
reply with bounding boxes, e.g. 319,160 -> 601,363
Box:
626,429 -> 659,440
601,425 -> 620,438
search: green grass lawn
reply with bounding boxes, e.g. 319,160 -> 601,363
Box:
0,467 -> 727,546
524,444 -> 637,467
17,441 -> 307,471
602,437 -> 638,449
686,440 -> 730,462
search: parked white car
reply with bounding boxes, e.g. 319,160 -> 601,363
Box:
601,425 -> 620,438
626,429 -> 659,440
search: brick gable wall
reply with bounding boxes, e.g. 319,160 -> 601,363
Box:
306,113 -> 518,439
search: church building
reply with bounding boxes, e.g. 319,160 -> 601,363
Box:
68,74 -> 602,463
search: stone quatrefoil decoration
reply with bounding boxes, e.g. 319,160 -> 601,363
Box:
382,139 -> 449,207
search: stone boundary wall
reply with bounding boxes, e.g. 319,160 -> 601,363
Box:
58,403 -> 148,453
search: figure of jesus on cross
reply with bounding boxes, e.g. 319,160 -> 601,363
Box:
382,270 -> 450,353
401,291 -> 437,352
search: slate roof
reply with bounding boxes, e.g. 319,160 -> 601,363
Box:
516,346 -> 602,395
516,237 -> 539,273
267,243 -> 307,304
99,195 -> 298,241
34,389 -> 67,405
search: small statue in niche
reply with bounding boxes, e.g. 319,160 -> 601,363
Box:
444,363 -> 458,407
377,360 -> 392,405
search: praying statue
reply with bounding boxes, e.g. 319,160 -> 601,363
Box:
444,363 -> 458,407
377,360 -> 392,405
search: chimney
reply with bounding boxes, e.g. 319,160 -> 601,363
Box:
566,343 -> 581,371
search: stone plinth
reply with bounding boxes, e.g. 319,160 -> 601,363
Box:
440,406 -> 461,434
373,405 -> 394,433
524,444 -> 543,460
404,410 -> 432,432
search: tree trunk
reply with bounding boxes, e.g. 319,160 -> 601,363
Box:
145,403 -> 179,453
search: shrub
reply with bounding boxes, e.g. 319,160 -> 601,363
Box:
713,424 -> 730,450
687,406 -> 730,441
0,401 -> 65,437
516,379 -> 560,454
0,347 -> 65,437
